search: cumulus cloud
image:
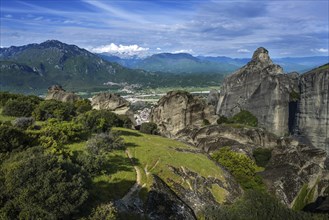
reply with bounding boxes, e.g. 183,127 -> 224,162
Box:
173,49 -> 194,54
237,49 -> 251,53
91,43 -> 149,56
312,48 -> 328,53
156,47 -> 162,51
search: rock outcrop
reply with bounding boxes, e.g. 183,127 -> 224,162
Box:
261,139 -> 329,209
177,124 -> 278,155
45,85 -> 81,102
295,64 -> 329,153
145,175 -> 197,220
150,91 -> 218,137
91,93 -> 130,115
216,47 -> 299,136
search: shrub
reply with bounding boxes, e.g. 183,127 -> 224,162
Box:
212,147 -> 264,190
253,148 -> 272,167
0,146 -> 90,219
118,114 -> 133,128
0,92 -> 22,106
74,153 -> 107,176
33,100 -> 76,121
203,119 -> 210,126
0,125 -> 31,153
74,99 -> 92,114
86,132 -> 124,155
3,99 -> 35,117
217,115 -> 229,124
231,110 -> 258,127
12,117 -> 35,130
88,203 -> 117,220
140,122 -> 158,135
77,110 -> 123,133
37,119 -> 89,148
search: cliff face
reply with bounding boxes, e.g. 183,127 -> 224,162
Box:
45,85 -> 81,102
296,64 -> 329,153
216,47 -> 299,136
91,93 -> 130,114
150,91 -> 218,137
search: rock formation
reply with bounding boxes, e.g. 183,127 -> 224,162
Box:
295,64 -> 329,153
45,85 -> 81,102
261,139 -> 329,209
216,47 -> 299,136
150,91 -> 218,137
91,93 -> 130,114
177,124 -> 278,155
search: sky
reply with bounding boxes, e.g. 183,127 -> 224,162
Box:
0,0 -> 328,58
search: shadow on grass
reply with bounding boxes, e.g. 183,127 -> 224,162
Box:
77,179 -> 136,218
125,142 -> 139,148
115,129 -> 142,137
105,154 -> 140,174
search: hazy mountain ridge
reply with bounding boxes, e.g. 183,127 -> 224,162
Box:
99,52 -> 328,74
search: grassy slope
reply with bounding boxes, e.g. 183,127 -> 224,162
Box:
113,127 -> 228,202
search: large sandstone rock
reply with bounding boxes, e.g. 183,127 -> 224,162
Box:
91,93 -> 130,114
45,85 -> 81,102
295,64 -> 329,153
216,47 -> 299,136
150,91 -> 218,137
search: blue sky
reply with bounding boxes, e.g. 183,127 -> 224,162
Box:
0,0 -> 328,57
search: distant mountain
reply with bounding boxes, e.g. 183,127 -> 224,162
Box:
0,40 -> 153,93
99,53 -> 239,74
0,40 -> 227,94
99,52 -> 328,74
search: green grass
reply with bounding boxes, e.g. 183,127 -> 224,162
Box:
114,127 -> 228,203
292,183 -> 317,211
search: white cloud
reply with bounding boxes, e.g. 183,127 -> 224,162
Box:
91,43 -> 149,56
156,47 -> 162,51
313,48 -> 328,53
237,49 -> 251,53
173,49 -> 194,54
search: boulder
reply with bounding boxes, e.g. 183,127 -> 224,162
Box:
150,91 -> 218,137
45,85 -> 81,102
91,92 -> 130,114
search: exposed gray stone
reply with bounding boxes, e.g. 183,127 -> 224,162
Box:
45,85 -> 81,102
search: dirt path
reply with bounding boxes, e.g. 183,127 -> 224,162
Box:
120,150 -> 144,204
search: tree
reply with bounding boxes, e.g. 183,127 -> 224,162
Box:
77,110 -> 123,133
12,117 -> 35,130
0,147 -> 90,219
231,110 -> 258,127
0,125 -> 30,153
88,203 -> 117,220
74,99 -> 92,114
86,132 -> 124,155
140,122 -> 158,135
33,100 -> 76,121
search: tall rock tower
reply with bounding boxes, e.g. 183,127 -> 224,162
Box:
217,47 -> 299,136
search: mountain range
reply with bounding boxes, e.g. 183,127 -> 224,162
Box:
99,52 -> 328,74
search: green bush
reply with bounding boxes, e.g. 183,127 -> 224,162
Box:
212,147 -> 264,190
33,100 -> 76,121
2,95 -> 41,117
0,146 -> 90,219
74,99 -> 92,114
140,122 -> 158,135
88,203 -> 117,220
253,148 -> 272,167
77,110 -> 123,133
0,125 -> 31,153
231,110 -> 258,127
12,117 -> 35,130
217,115 -> 230,124
86,132 -> 124,155
0,92 -> 22,106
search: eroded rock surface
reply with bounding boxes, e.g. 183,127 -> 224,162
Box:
216,47 -> 299,136
45,85 -> 81,102
151,91 -> 218,137
296,64 -> 329,153
261,138 -> 328,208
91,92 -> 130,114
